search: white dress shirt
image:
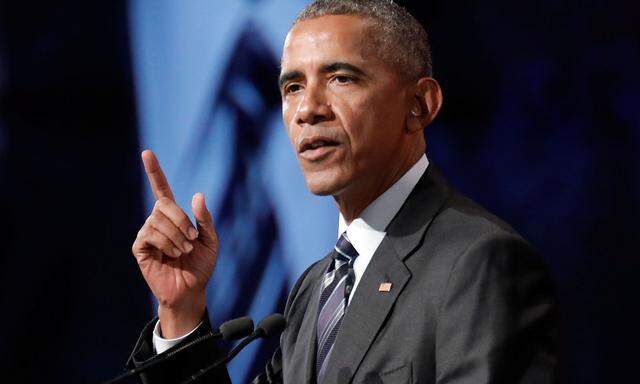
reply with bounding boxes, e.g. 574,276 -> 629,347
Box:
339,154 -> 428,303
153,154 -> 429,354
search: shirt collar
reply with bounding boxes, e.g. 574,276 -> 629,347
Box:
338,154 -> 429,254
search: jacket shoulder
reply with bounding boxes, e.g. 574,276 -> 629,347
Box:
412,191 -> 546,279
429,192 -> 530,250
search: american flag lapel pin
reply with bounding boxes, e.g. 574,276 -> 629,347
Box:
378,282 -> 392,292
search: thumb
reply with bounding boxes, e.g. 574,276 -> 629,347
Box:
191,192 -> 217,249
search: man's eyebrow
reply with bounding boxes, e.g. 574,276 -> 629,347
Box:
278,62 -> 369,89
321,62 -> 367,77
278,70 -> 303,89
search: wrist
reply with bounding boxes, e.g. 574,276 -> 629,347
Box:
157,293 -> 206,339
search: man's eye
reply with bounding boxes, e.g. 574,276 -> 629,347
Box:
333,75 -> 353,84
285,83 -> 302,94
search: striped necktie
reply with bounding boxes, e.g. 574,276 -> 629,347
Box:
316,232 -> 359,382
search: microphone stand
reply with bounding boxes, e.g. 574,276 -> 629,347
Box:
178,332 -> 263,384
102,330 -> 221,384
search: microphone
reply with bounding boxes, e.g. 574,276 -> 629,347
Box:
180,313 -> 287,384
101,316 -> 254,384
218,316 -> 255,340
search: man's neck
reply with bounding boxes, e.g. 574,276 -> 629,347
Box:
335,149 -> 424,224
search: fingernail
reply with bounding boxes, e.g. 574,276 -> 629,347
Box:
172,248 -> 181,257
188,227 -> 198,240
183,242 -> 193,253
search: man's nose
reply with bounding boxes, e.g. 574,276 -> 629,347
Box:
295,84 -> 334,126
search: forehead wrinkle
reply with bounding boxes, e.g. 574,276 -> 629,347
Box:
285,18 -> 370,54
282,42 -> 369,78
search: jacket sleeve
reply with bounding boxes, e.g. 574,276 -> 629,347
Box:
125,311 -> 231,384
435,232 -> 559,384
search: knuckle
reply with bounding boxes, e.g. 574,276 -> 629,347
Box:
162,242 -> 178,256
179,216 -> 192,230
171,227 -> 185,240
146,211 -> 162,227
158,238 -> 170,250
138,228 -> 155,246
157,197 -> 172,208
148,211 -> 160,225
137,227 -> 148,239
150,235 -> 165,251
133,229 -> 150,253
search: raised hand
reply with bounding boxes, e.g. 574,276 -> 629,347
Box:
132,150 -> 219,338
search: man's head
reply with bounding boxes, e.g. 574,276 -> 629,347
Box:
279,0 -> 442,205
295,0 -> 433,80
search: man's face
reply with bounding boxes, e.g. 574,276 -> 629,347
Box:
279,15 -> 414,196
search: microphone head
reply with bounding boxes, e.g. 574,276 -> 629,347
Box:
219,316 -> 254,341
255,313 -> 287,338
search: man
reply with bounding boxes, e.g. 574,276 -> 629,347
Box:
127,1 -> 558,383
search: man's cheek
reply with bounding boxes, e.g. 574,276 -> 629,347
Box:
284,117 -> 298,147
282,101 -> 295,133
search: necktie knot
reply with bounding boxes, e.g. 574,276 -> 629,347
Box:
334,232 -> 359,262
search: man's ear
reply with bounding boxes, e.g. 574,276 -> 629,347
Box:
407,77 -> 443,133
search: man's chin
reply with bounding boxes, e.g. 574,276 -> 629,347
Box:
305,183 -> 339,196
304,175 -> 348,197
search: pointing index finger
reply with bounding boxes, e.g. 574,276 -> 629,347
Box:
141,149 -> 175,201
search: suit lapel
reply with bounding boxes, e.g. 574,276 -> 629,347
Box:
287,255 -> 332,383
319,164 -> 452,384
386,164 -> 452,260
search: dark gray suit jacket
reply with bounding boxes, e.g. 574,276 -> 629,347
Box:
128,165 -> 558,383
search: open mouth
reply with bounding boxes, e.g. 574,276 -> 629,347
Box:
298,137 -> 341,161
300,139 -> 339,153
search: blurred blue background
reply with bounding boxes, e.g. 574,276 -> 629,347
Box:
0,0 -> 638,382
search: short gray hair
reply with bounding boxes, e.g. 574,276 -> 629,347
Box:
294,0 -> 433,79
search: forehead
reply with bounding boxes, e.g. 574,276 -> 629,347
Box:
281,15 -> 376,70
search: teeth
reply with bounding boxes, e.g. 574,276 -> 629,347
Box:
302,140 -> 337,152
